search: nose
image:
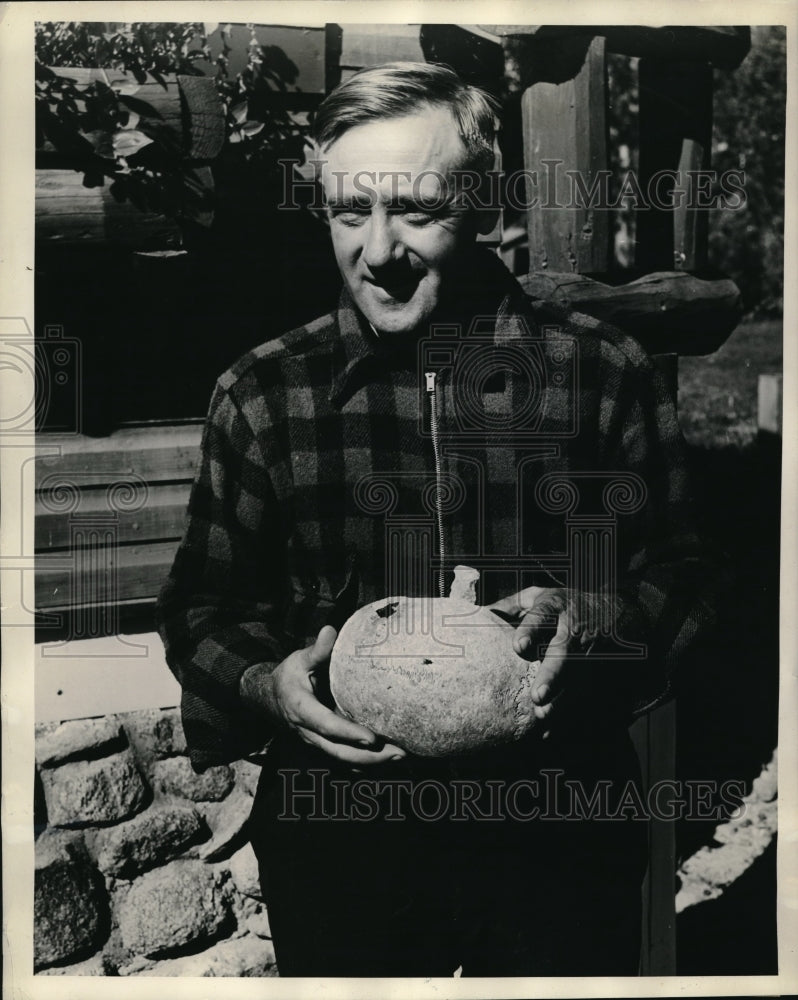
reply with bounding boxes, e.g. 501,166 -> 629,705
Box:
362,212 -> 403,270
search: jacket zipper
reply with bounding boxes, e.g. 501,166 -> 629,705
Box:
425,371 -> 445,597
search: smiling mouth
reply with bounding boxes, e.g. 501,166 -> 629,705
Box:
366,274 -> 423,303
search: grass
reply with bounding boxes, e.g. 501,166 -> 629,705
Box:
677,319 -> 783,448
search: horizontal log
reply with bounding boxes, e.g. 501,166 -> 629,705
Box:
36,213 -> 179,247
36,423 -> 203,488
479,25 -> 751,69
177,75 -> 225,160
44,67 -> 224,166
36,170 -> 110,195
36,169 -> 181,247
48,66 -> 184,129
36,482 -> 190,550
36,540 -> 180,608
520,270 -> 742,356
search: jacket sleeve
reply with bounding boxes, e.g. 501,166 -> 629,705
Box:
577,334 -> 731,719
156,380 -> 292,771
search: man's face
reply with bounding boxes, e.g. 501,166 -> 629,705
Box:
319,107 -> 477,338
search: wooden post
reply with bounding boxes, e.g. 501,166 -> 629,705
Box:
758,373 -> 783,436
630,702 -> 677,975
632,351 -> 678,976
637,59 -> 713,272
653,353 -> 679,402
521,37 -> 611,275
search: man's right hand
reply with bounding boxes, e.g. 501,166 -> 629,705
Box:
240,625 -> 406,766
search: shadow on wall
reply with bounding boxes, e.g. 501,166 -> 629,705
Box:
674,436 -> 780,975
35,187 -> 342,436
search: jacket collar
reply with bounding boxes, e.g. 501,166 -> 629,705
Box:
328,247 -> 531,408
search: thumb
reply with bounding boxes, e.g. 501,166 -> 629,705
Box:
307,624 -> 338,667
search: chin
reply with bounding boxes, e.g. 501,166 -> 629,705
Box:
356,290 -> 438,338
367,310 -> 427,337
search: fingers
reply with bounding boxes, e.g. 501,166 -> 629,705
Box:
487,586 -> 546,619
531,611 -> 570,708
305,624 -> 338,667
298,729 -> 406,766
514,593 -> 567,660
283,680 -> 380,748
273,628 -> 409,763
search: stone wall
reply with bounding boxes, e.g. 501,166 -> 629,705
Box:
34,708 -> 277,976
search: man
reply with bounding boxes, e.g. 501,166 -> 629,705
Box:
158,62 -> 716,976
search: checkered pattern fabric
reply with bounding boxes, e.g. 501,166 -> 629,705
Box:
157,249 -> 721,770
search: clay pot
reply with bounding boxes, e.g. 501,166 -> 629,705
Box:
329,596 -> 539,756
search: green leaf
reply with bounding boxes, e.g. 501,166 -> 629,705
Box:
241,120 -> 265,137
111,129 -> 154,156
231,100 -> 248,124
79,129 -> 115,159
119,109 -> 140,129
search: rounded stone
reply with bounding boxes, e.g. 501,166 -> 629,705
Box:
34,857 -> 109,969
35,718 -> 125,768
38,952 -> 111,975
151,756 -> 234,801
245,907 -> 273,939
117,860 -> 231,958
39,749 -> 148,827
139,935 -> 276,976
229,842 -> 262,899
197,788 -> 253,861
232,758 -> 262,797
91,804 -> 205,877
120,707 -> 187,762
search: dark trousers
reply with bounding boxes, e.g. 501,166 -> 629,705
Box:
250,727 -> 648,977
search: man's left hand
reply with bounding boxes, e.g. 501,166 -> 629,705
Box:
487,587 -> 581,734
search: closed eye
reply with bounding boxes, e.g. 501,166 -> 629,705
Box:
400,211 -> 440,226
330,208 -> 369,226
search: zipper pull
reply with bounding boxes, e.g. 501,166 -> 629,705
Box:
425,371 -> 437,393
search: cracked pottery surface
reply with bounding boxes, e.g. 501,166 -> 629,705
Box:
330,595 -> 539,756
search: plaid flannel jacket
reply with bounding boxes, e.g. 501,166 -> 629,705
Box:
157,249 -> 718,771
